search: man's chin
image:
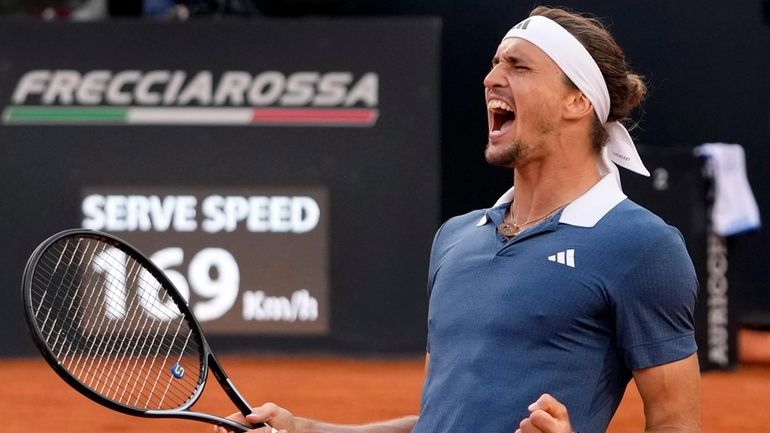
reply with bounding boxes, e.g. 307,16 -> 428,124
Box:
484,143 -> 517,168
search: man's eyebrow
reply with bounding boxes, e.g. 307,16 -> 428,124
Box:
491,54 -> 527,66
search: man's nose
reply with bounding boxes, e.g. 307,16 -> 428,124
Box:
483,64 -> 505,90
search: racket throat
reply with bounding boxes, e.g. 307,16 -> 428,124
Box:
208,353 -> 255,416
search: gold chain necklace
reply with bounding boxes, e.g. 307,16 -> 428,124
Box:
497,202 -> 570,238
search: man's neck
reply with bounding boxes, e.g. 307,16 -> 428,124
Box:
509,150 -> 602,224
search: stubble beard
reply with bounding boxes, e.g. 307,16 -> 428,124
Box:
485,139 -> 525,169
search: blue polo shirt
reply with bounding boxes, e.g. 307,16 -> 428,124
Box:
413,175 -> 698,433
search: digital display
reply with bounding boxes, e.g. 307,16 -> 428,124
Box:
80,187 -> 330,335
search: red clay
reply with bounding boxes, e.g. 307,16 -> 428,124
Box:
1,357 -> 768,433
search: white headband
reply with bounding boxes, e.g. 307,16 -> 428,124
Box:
503,15 -> 650,179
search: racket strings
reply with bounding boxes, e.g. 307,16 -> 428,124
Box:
32,240 -> 197,407
33,240 -> 201,408
29,236 -> 205,411
79,253 -> 180,399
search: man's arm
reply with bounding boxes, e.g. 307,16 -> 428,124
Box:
633,353 -> 700,433
515,353 -> 700,433
219,354 -> 429,433
221,401 -> 418,433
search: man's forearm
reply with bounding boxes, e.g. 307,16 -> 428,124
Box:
297,415 -> 418,433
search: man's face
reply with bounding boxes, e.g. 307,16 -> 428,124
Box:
483,37 -> 573,168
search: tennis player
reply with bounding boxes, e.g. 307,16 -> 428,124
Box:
221,6 -> 700,433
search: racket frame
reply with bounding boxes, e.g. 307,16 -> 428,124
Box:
23,229 -> 263,432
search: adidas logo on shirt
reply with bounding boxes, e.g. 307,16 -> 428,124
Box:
548,249 -> 575,268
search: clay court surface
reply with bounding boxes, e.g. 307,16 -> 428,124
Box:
1,356 -> 769,433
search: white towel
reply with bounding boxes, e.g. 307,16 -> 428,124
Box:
695,143 -> 761,236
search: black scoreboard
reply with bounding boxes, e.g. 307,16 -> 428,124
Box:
0,18 -> 441,355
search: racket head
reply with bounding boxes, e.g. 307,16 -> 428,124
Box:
22,229 -> 209,417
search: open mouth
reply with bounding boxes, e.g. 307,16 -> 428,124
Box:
488,99 -> 515,134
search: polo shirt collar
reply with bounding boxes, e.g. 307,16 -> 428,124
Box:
476,174 -> 626,228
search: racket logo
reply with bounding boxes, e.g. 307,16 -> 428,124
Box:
171,363 -> 185,379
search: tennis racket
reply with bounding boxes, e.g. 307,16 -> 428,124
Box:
22,228 -> 273,432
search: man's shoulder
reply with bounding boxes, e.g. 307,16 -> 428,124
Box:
432,207 -> 492,244
444,208 -> 489,228
594,199 -> 697,294
600,198 -> 686,249
610,198 -> 666,222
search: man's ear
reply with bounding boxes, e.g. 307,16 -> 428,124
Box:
563,91 -> 594,120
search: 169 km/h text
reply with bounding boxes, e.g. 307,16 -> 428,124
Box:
97,246 -> 319,324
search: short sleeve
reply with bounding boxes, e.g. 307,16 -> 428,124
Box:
425,221 -> 449,354
611,227 -> 698,370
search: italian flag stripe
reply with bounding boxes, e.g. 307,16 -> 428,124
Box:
2,106 -> 378,126
251,108 -> 378,124
4,106 -> 128,122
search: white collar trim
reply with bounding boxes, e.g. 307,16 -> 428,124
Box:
476,174 -> 626,228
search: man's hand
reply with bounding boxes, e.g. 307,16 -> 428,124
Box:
516,393 -> 573,433
215,402 -> 298,433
